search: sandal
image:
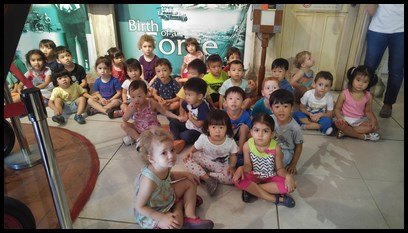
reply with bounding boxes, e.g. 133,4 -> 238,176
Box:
337,130 -> 345,139
196,195 -> 203,207
274,194 -> 295,208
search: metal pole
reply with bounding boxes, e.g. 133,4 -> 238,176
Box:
4,81 -> 42,170
20,88 -> 73,229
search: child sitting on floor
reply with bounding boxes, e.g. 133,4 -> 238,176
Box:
251,77 -> 280,117
183,109 -> 238,196
334,65 -> 380,141
218,60 -> 255,110
134,127 -> 214,229
169,78 -> 210,153
223,86 -> 251,167
121,80 -> 181,146
48,67 -> 94,125
293,71 -> 334,135
233,113 -> 296,207
269,89 -> 304,175
150,58 -> 181,112
86,56 -> 122,119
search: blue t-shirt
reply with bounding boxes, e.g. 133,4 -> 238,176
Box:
251,98 -> 272,117
46,60 -> 63,73
93,76 -> 121,99
227,109 -> 252,130
279,78 -> 294,94
151,77 -> 180,100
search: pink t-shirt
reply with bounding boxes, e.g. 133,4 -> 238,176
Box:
132,99 -> 161,134
341,89 -> 371,118
182,51 -> 204,78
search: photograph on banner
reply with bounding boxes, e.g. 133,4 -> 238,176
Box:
16,4 -> 95,72
116,4 -> 249,76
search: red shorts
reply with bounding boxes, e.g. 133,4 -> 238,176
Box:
234,171 -> 288,194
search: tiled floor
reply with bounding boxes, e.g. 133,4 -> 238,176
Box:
18,88 -> 404,229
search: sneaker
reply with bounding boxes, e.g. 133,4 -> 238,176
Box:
51,115 -> 65,125
242,190 -> 257,203
182,217 -> 214,229
74,114 -> 86,124
173,140 -> 185,154
205,177 -> 218,196
337,130 -> 345,139
379,105 -> 392,118
324,127 -> 333,136
86,107 -> 98,116
135,138 -> 141,151
113,109 -> 124,118
364,132 -> 380,141
123,135 -> 136,146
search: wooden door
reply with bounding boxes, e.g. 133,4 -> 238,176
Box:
274,4 -> 359,90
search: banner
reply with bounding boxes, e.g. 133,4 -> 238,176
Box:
16,4 -> 95,72
116,4 -> 249,75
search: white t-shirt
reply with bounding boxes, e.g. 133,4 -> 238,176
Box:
194,134 -> 238,161
369,4 -> 404,33
121,79 -> 149,101
300,89 -> 334,114
218,78 -> 251,96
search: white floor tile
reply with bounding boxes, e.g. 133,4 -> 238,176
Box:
78,157 -> 140,222
298,135 -> 361,179
365,180 -> 404,229
342,140 -> 404,182
279,174 -> 389,228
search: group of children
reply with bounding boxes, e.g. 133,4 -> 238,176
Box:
9,34 -> 381,229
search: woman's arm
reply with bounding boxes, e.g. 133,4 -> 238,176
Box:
365,4 -> 378,16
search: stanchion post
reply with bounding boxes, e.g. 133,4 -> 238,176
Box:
4,81 -> 42,169
20,88 -> 73,229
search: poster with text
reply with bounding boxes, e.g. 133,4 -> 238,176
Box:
116,4 -> 249,75
16,4 -> 95,72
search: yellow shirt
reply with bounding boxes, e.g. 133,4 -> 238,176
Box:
176,86 -> 214,99
202,71 -> 228,93
50,83 -> 86,104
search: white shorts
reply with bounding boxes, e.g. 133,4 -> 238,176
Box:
343,116 -> 369,127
